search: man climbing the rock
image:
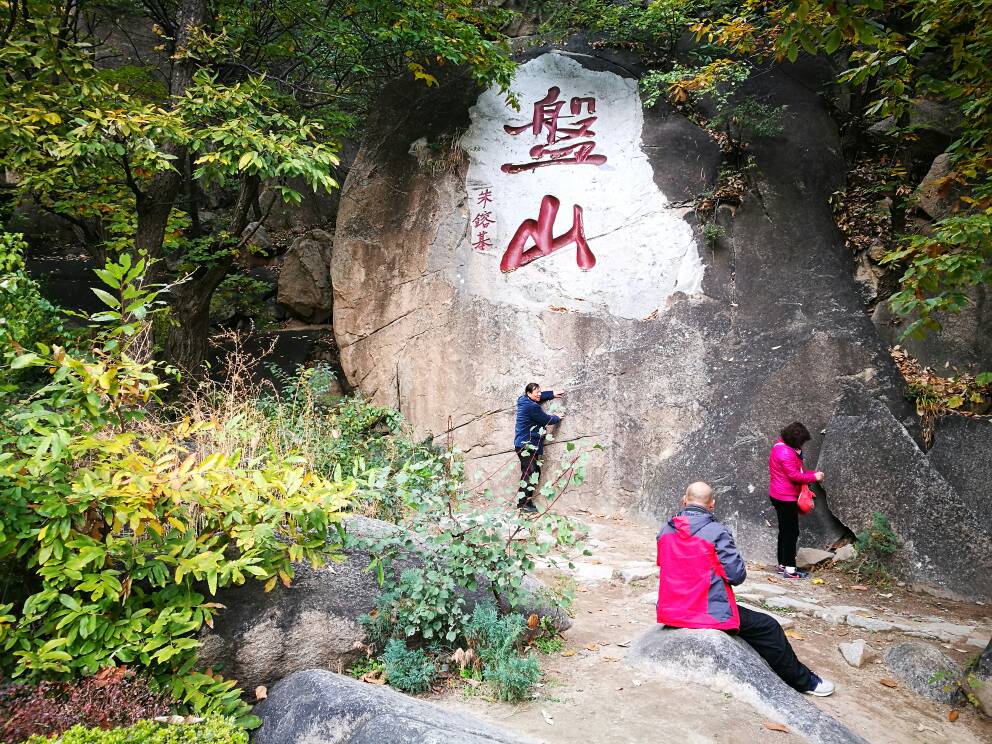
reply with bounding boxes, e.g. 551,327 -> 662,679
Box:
513,382 -> 565,513
656,482 -> 835,696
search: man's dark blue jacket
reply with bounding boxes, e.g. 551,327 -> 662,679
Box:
514,391 -> 560,455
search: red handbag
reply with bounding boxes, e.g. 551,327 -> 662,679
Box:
798,485 -> 815,515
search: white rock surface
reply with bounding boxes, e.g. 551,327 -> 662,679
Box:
460,52 -> 703,319
847,614 -> 895,632
619,563 -> 657,584
763,596 -> 822,614
795,547 -> 834,568
572,562 -> 615,583
832,544 -> 858,563
737,602 -> 794,629
813,605 -> 870,625
838,639 -> 878,668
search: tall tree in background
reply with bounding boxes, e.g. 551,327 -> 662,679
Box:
0,0 -> 515,370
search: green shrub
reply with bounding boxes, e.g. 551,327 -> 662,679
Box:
850,512 -> 900,582
463,603 -> 540,702
22,718 -> 247,744
381,639 -> 435,693
486,652 -> 540,702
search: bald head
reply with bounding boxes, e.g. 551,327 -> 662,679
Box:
684,481 -> 714,508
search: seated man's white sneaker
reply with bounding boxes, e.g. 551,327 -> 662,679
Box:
805,676 -> 835,697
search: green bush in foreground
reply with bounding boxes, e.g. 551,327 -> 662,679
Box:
382,639 -> 436,693
22,718 -> 247,744
464,604 -> 539,702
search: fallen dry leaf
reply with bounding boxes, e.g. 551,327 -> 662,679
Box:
879,678 -> 899,688
577,586 -> 590,593
850,585 -> 869,591
361,670 -> 386,685
601,655 -> 620,662
811,578 -> 825,585
948,710 -> 959,722
540,709 -> 554,726
548,305 -> 569,313
255,685 -> 267,701
763,722 -> 790,733
584,643 -> 599,652
561,649 -> 576,657
785,629 -> 806,641
527,613 -> 539,629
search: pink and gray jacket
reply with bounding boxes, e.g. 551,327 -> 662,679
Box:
656,505 -> 746,631
768,438 -> 818,502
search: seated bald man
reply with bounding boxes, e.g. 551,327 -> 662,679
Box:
655,481 -> 834,696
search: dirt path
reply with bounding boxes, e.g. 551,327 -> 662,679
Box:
432,509 -> 992,744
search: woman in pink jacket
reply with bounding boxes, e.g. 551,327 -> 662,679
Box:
768,422 -> 824,579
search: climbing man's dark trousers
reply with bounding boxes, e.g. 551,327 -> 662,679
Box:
732,606 -> 814,691
515,448 -> 542,507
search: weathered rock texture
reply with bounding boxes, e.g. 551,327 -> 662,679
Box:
331,43 -> 991,600
817,397 -> 992,598
884,641 -> 964,705
628,627 -> 868,744
277,229 -> 333,323
965,640 -> 992,718
198,516 -> 568,691
252,669 -> 534,744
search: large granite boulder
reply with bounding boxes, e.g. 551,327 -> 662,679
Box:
627,627 -> 868,744
198,516 -> 569,691
277,229 -> 333,323
884,641 -> 964,705
331,43 -> 989,600
817,397 -> 992,599
252,669 -> 534,744
927,416 -> 992,531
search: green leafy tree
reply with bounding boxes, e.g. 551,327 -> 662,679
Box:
0,0 -> 515,371
692,1 -> 992,345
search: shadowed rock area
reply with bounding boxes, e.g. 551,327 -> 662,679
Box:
627,627 -> 868,744
252,669 -> 536,744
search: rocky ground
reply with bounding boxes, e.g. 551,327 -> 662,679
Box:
432,509 -> 992,744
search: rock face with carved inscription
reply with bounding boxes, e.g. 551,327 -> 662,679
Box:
331,43 -> 992,601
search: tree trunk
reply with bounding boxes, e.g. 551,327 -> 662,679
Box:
163,260 -> 231,374
161,175 -> 260,372
135,0 -> 208,263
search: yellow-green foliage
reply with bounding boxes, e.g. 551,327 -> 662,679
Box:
23,718 -> 248,744
0,256 -> 353,726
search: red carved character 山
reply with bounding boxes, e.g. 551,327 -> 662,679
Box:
500,195 -> 595,272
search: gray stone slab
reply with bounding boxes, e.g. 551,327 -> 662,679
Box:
738,602 -> 794,629
619,563 -> 658,583
253,669 -> 535,744
884,642 -> 964,705
763,596 -> 822,614
628,627 -> 868,744
846,614 -> 894,632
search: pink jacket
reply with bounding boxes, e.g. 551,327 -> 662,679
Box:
768,439 -> 818,502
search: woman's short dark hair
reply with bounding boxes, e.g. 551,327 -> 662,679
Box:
780,422 -> 812,448
524,382 -> 540,395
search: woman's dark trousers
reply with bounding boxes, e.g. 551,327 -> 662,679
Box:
771,497 -> 799,567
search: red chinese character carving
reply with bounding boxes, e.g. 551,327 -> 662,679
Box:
476,189 -> 493,206
472,231 -> 493,252
472,211 -> 495,229
500,195 -> 595,273
502,87 -> 607,173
